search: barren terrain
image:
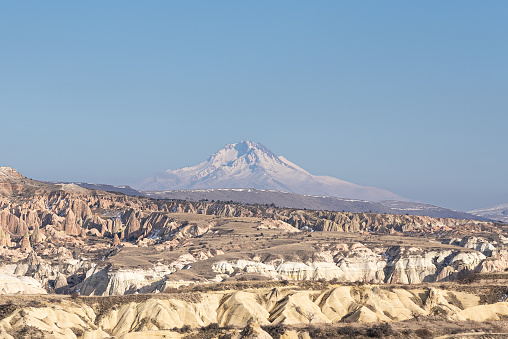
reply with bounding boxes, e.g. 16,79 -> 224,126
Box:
2,167 -> 508,338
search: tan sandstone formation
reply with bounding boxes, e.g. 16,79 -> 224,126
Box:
1,285 -> 508,338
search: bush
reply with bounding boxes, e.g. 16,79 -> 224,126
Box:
173,324 -> 192,333
306,326 -> 364,339
366,323 -> 393,337
240,324 -> 254,337
262,324 -> 285,339
415,328 -> 433,339
202,323 -> 219,331
71,327 -> 84,337
0,303 -> 16,321
335,326 -> 363,337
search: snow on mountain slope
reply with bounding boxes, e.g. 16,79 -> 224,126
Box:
135,141 -> 406,202
469,203 -> 508,223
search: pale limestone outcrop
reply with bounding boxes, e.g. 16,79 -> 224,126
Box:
238,260 -> 276,275
335,243 -> 386,283
214,260 -> 279,277
459,302 -> 508,321
99,295 -> 221,336
436,251 -> 486,281
479,250 -> 508,273
214,259 -> 346,281
10,251 -> 91,293
169,253 -> 197,271
258,219 -> 300,233
317,286 -> 357,322
444,236 -> 497,256
0,264 -> 47,295
316,286 -> 424,323
79,264 -> 172,296
269,292 -> 330,325
217,291 -> 270,326
214,245 -> 487,284
275,262 -> 343,281
385,249 -> 441,284
0,270 -> 47,294
423,288 -> 466,321
0,301 -> 97,338
2,286 -> 508,337
213,261 -> 235,275
385,248 -> 486,284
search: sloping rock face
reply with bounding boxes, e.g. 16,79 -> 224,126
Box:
0,270 -> 46,294
0,171 -> 499,246
1,286 -> 508,338
1,168 -> 507,296
78,264 -> 172,296
141,188 -> 487,220
213,243 -> 488,284
443,236 -> 497,256
470,203 -> 508,223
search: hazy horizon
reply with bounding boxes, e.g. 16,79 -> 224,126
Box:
1,2 -> 507,211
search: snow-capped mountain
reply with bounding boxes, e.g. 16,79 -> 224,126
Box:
469,203 -> 508,223
135,140 -> 405,202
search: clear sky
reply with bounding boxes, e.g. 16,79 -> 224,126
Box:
1,1 -> 507,211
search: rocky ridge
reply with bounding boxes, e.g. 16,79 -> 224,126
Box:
470,203 -> 508,223
1,167 -> 508,297
2,285 -> 508,338
142,188 -> 488,220
2,168 -> 508,337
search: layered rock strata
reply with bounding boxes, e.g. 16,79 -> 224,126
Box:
1,286 -> 508,338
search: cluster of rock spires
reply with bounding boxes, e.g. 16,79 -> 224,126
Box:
213,240 -> 500,285
0,167 -> 507,298
2,167 -> 508,337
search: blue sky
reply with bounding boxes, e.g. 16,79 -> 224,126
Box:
1,1 -> 507,211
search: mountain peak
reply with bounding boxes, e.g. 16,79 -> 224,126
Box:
222,140 -> 275,157
136,141 -> 405,202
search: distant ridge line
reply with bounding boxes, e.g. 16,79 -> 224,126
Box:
50,182 -> 492,221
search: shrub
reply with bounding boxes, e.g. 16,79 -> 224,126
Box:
0,303 -> 16,321
202,323 -> 219,331
415,328 -> 433,339
240,324 -> 254,337
262,324 -> 285,339
366,323 -> 393,337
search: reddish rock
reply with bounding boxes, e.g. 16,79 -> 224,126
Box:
29,225 -> 45,244
63,210 -> 81,236
113,234 -> 120,247
0,211 -> 28,236
124,211 -> 142,239
20,234 -> 32,252
0,227 -> 12,247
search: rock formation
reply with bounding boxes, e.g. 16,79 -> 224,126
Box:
1,285 -> 508,338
